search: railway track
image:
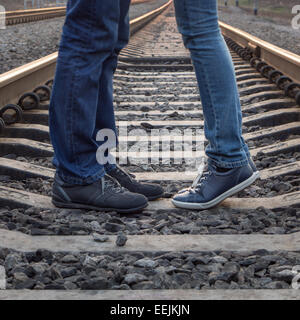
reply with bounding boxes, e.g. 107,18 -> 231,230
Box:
3,0 -> 163,26
0,1 -> 300,300
4,7 -> 66,26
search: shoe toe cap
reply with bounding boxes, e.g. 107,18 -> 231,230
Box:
138,183 -> 164,199
173,190 -> 204,204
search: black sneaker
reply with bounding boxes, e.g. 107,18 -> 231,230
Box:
106,165 -> 164,200
52,173 -> 148,213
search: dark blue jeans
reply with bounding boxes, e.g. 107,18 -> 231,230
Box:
49,0 -> 130,185
174,0 -> 250,168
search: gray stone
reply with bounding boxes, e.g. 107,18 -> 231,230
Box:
4,253 -> 20,271
214,280 -> 230,289
271,270 -> 296,282
90,221 -> 101,232
116,233 -> 128,247
82,256 -> 98,268
15,279 -> 36,289
207,263 -> 223,273
104,222 -> 124,233
212,256 -> 228,264
61,267 -> 77,278
92,233 -> 109,243
124,273 -> 147,285
31,263 -> 48,275
240,256 -> 257,266
49,266 -> 62,280
265,227 -> 286,234
33,281 -> 45,290
229,282 -> 240,289
253,260 -> 270,272
64,281 -> 78,290
208,272 -> 219,285
14,272 -> 29,282
134,258 -> 158,268
61,254 -> 78,263
191,256 -> 211,265
174,273 -> 190,286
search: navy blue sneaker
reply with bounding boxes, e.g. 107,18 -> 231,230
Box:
172,163 -> 257,210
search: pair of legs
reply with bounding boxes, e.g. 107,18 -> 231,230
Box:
172,0 -> 258,209
49,0 -> 130,185
49,0 -> 256,211
174,0 -> 250,169
50,0 -> 163,212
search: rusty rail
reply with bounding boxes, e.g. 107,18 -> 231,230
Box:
5,7 -> 66,26
219,21 -> 300,84
0,0 -> 173,108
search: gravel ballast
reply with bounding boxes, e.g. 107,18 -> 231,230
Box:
1,248 -> 299,290
218,5 -> 300,55
0,204 -> 299,236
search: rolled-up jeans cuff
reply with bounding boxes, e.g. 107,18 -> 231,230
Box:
208,157 -> 249,169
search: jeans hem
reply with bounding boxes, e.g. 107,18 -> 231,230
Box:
58,168 -> 105,185
104,163 -> 117,173
208,157 -> 250,169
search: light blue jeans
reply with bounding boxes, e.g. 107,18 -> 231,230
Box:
174,0 -> 250,168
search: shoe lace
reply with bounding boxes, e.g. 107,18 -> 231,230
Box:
103,175 -> 124,193
189,164 -> 213,194
115,166 -> 136,181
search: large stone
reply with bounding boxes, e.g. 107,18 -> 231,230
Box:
4,253 -> 20,271
82,256 -> 98,268
92,233 -> 109,243
90,221 -> 101,232
124,273 -> 148,285
63,281 -> 78,290
61,254 -> 78,263
116,233 -> 128,247
134,258 -> 158,269
211,256 -> 228,264
15,279 -> 36,289
31,263 -> 48,275
271,269 -> 296,283
14,272 -> 29,282
104,222 -> 124,233
61,267 -> 77,279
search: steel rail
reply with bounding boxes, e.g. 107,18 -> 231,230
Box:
4,0 -> 162,26
219,21 -> 300,84
5,7 -> 66,26
0,0 -> 172,108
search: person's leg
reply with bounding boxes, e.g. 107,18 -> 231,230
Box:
172,0 -> 258,209
174,0 -> 249,169
101,0 -> 164,201
49,0 -> 121,185
49,0 -> 148,212
96,0 -> 131,174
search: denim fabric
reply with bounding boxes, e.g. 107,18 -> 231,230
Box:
174,0 -> 250,168
49,0 -> 130,185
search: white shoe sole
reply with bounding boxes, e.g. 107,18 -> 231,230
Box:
172,171 -> 260,210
